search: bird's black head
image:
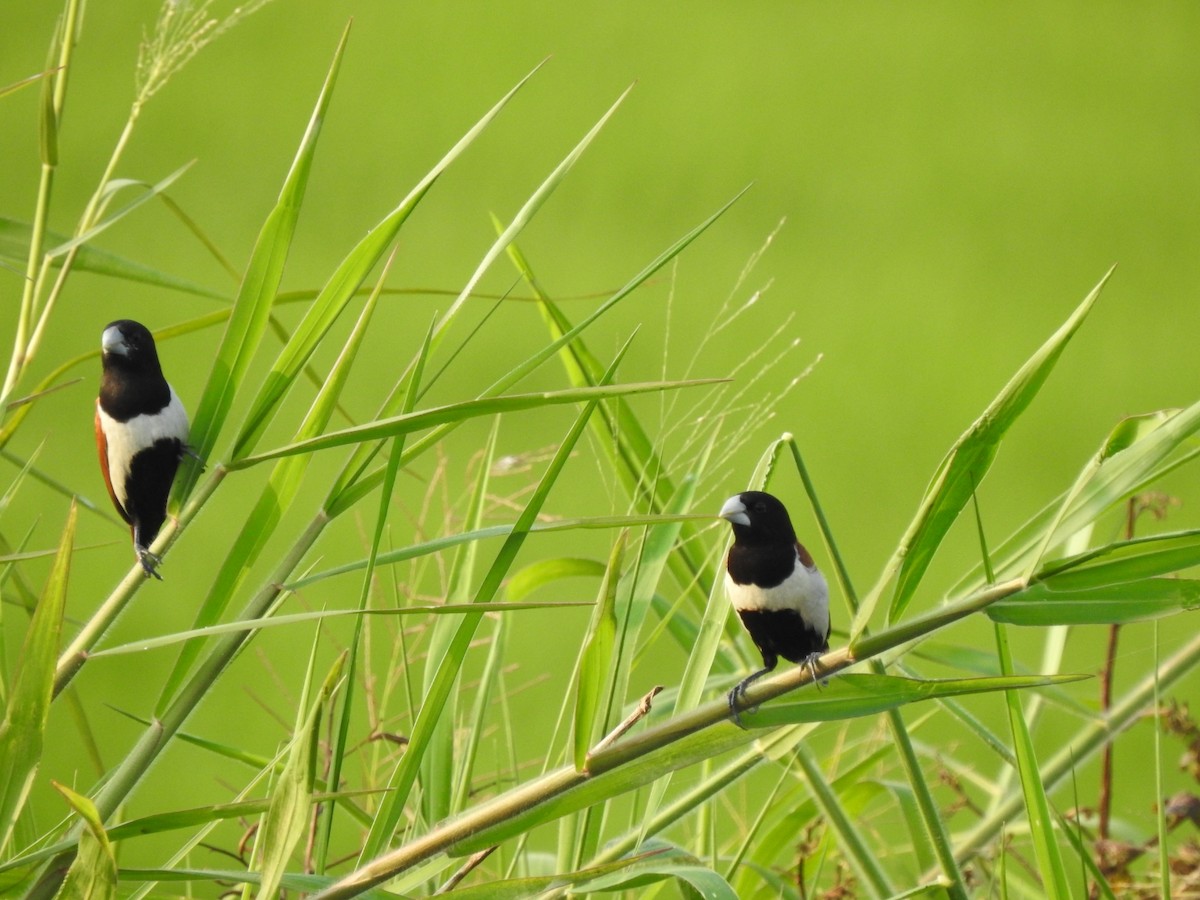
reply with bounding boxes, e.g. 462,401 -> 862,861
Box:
101,320 -> 163,377
719,490 -> 797,546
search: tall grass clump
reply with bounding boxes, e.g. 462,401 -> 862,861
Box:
1,4 -> 1198,898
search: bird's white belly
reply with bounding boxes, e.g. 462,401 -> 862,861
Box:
725,556 -> 830,635
98,387 -> 189,505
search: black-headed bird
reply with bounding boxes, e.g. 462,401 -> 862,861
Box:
719,490 -> 830,721
95,320 -> 190,578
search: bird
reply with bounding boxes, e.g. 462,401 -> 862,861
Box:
719,490 -> 830,723
95,320 -> 191,578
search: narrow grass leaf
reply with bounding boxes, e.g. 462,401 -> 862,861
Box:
994,623 -> 1071,899
46,164 -> 196,257
952,403 -> 1200,598
987,578 -> 1200,626
357,342 -> 633,861
506,557 -> 606,602
231,379 -> 724,468
855,269 -> 1110,634
156,244 -> 388,711
0,217 -> 227,299
174,24 -> 350,504
0,502 -> 74,854
254,648 -> 343,900
52,781 -> 116,900
436,852 -> 673,899
575,532 -> 625,770
1035,528 -> 1200,586
574,859 -> 738,899
739,672 -> 1085,728
229,61 -> 545,459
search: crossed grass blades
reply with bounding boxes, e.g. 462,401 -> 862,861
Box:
2,4 -> 1199,899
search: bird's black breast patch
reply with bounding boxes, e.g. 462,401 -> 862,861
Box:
737,607 -> 829,666
726,542 -> 799,589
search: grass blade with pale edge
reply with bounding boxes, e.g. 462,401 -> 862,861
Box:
852,268 -> 1111,637
228,61 -> 548,460
0,217 -> 227,300
351,339 -> 633,871
574,532 -> 625,770
993,623 -> 1071,898
156,245 -> 391,712
253,647 -> 344,900
506,558 -> 607,601
950,404 -> 1200,600
793,741 -> 892,899
44,163 -> 195,258
51,782 -> 115,900
988,578 -> 1200,625
0,502 -> 74,854
316,314 -> 432,872
230,379 -> 725,468
172,24 -> 350,505
1034,527 -> 1200,585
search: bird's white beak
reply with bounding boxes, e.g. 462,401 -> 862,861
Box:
101,325 -> 128,356
719,495 -> 750,526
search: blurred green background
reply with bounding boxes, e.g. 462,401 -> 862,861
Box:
2,0 -> 1199,874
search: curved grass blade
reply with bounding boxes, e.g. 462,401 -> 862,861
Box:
1035,527 -> 1200,586
172,23 -> 350,505
0,503 -> 74,854
854,268 -> 1112,636
574,533 -> 625,771
993,623 -> 1071,898
52,782 -> 116,900
355,339 -> 634,863
0,217 -> 227,300
230,378 -> 726,469
229,62 -> 547,460
506,557 -> 606,602
987,578 -> 1200,626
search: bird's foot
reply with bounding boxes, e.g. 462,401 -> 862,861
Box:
727,667 -> 771,729
183,444 -> 205,469
802,651 -> 827,688
136,546 -> 164,580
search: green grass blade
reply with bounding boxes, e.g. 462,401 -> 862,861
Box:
156,248 -> 388,710
52,782 -> 116,900
854,268 -> 1111,635
230,378 -> 725,468
0,217 -> 227,300
1035,527 -> 1200,585
173,23 -> 350,504
574,532 -> 625,770
253,648 -> 343,900
229,62 -> 545,460
993,624 -> 1071,898
987,578 -> 1200,626
0,502 -> 74,854
951,404 -> 1200,598
356,342 -> 633,862
506,558 -> 606,601
45,163 -> 195,257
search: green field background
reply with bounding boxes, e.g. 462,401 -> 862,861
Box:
2,0 -> 1198,883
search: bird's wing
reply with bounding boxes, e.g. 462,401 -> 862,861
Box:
95,400 -> 131,524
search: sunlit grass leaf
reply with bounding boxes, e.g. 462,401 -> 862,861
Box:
0,217 -> 227,300
506,557 -> 606,602
575,532 -> 625,770
232,379 -> 724,468
157,244 -> 389,711
52,781 -> 116,900
987,578 -> 1200,626
357,340 -> 636,863
571,851 -> 737,899
993,624 -> 1071,899
253,647 -> 343,900
738,672 -> 1087,728
229,62 -> 546,460
46,163 -> 196,258
1035,528 -> 1200,586
173,24 -> 350,505
952,403 -> 1200,598
854,268 -> 1111,635
0,502 -> 74,854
